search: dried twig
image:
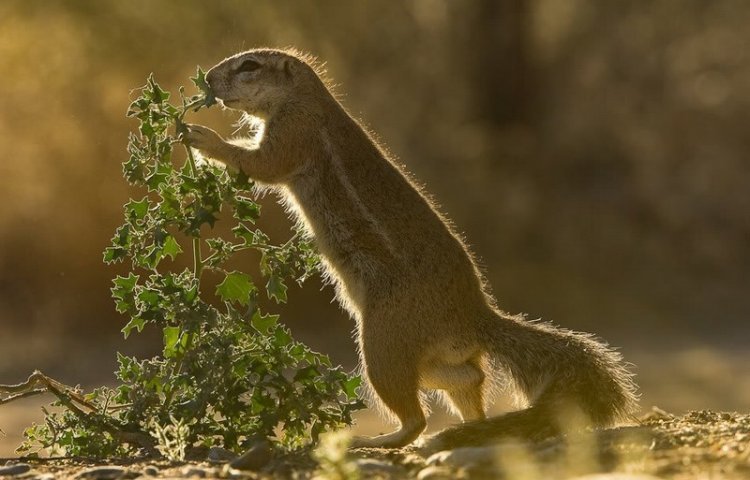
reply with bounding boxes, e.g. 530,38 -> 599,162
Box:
0,388 -> 47,405
0,370 -> 156,453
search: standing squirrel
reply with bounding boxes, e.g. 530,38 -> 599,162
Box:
185,48 -> 638,450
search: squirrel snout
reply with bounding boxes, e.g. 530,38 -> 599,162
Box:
205,68 -> 219,95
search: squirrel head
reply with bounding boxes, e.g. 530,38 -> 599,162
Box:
206,49 -> 328,120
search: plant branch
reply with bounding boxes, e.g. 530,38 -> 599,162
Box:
183,143 -> 203,282
0,389 -> 47,405
0,371 -> 97,411
280,230 -> 302,251
0,371 -> 156,453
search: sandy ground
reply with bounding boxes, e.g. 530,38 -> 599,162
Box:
2,347 -> 750,459
0,410 -> 748,479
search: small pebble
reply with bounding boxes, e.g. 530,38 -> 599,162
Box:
180,466 -> 210,477
354,458 -> 403,475
0,463 -> 31,476
207,446 -> 239,463
417,465 -> 459,480
141,466 -> 160,476
229,440 -> 273,471
75,466 -> 130,479
426,446 -> 498,467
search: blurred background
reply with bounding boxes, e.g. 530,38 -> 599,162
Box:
1,0 -> 749,456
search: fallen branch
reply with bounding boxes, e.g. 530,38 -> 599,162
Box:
0,371 -> 156,454
0,371 -> 96,411
0,388 -> 47,405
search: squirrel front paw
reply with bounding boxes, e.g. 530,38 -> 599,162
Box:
183,124 -> 229,160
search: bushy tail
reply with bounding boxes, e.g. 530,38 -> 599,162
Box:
425,311 -> 638,452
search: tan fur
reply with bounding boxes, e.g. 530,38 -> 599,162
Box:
185,48 -> 639,449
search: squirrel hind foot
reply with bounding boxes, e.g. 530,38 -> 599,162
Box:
350,417 -> 427,449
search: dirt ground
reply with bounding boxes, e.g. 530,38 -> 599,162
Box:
0,409 -> 748,479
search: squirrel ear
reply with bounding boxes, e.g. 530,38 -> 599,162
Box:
283,60 -> 294,80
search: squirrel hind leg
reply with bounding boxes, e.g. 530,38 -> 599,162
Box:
353,362 -> 427,448
420,362 -> 487,422
350,420 -> 425,449
443,386 -> 487,422
350,391 -> 427,449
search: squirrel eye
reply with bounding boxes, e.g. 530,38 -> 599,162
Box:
236,59 -> 261,74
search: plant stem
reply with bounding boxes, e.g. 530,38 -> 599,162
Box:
280,230 -> 301,250
183,144 -> 203,283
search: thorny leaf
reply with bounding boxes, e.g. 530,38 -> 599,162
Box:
216,271 -> 255,306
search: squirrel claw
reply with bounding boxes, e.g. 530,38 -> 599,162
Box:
182,124 -> 225,156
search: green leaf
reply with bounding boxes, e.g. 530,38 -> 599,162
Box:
125,197 -> 149,221
146,73 -> 170,104
126,97 -> 150,117
234,196 -> 260,223
204,238 -> 234,267
250,390 -> 275,415
288,344 -> 308,361
205,237 -> 230,252
163,326 -> 184,358
293,365 -> 320,382
187,207 -> 219,233
315,353 -> 333,368
266,275 -> 288,303
107,225 -> 132,258
190,67 -> 216,108
111,274 -> 139,313
273,328 -> 292,347
251,311 -> 279,333
232,224 -> 256,245
121,316 -> 146,339
137,288 -> 160,308
139,121 -> 156,138
343,376 -> 362,400
162,235 -> 182,260
215,271 -> 255,306
145,162 -> 172,190
103,246 -> 127,264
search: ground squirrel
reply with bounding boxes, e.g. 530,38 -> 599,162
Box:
185,48 -> 639,450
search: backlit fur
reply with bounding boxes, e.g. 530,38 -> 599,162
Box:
184,48 -> 639,450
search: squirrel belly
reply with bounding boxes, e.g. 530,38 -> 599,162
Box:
184,48 -> 640,450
